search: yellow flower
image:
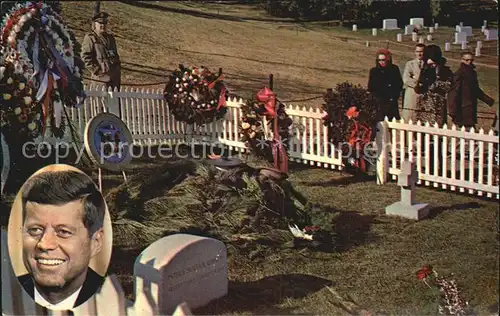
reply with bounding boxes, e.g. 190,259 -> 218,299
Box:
14,107 -> 22,115
19,82 -> 25,90
28,122 -> 37,131
242,122 -> 250,130
23,96 -> 32,105
7,77 -> 13,84
3,93 -> 12,100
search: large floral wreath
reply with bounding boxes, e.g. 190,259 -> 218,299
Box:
321,82 -> 381,172
0,1 -> 85,146
163,64 -> 228,125
239,87 -> 292,171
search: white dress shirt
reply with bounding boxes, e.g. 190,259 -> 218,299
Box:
34,286 -> 82,311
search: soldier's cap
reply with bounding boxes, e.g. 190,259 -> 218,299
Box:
92,12 -> 109,24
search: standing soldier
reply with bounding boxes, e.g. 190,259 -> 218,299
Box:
81,12 -> 121,90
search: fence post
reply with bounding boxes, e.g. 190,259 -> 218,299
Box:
376,120 -> 389,184
106,87 -> 121,117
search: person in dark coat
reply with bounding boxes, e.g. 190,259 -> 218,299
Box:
414,44 -> 453,126
367,48 -> 403,121
447,51 -> 495,129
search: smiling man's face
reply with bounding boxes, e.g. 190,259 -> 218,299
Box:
22,200 -> 101,293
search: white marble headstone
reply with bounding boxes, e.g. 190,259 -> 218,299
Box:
372,28 -> 377,36
429,27 -> 434,33
458,26 -> 473,37
454,32 -> 467,44
434,23 -> 439,29
405,25 -> 414,35
382,19 -> 398,30
397,33 -> 403,42
352,24 -> 358,31
445,42 -> 451,51
134,234 -> 228,315
412,32 -> 418,41
475,47 -> 481,57
485,29 -> 498,41
409,18 -> 424,27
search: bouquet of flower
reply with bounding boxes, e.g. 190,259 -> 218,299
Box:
416,265 -> 473,316
163,64 -> 228,125
1,1 -> 85,144
321,82 -> 380,146
239,91 -> 292,161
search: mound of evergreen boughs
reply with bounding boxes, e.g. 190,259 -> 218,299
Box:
321,82 -> 381,146
105,159 -> 330,257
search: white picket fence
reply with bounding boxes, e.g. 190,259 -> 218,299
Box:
62,85 -> 498,199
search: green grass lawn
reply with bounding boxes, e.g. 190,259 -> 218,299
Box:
2,152 -> 497,315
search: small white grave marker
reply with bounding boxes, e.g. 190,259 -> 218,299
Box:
366,41 -> 370,47
482,25 -> 486,33
461,41 -> 467,50
385,161 -> 430,220
405,25 -> 414,35
134,234 -> 228,315
485,29 -> 498,41
475,47 -> 481,57
434,22 -> 439,29
429,27 -> 434,33
352,24 -> 358,31
483,20 -> 488,27
445,42 -> 451,51
459,22 -> 463,27
454,32 -> 467,44
397,33 -> 403,42
418,37 -> 425,44
477,41 -> 482,49
372,28 -> 377,36
382,19 -> 399,30
426,34 -> 432,41
458,26 -> 473,37
412,32 -> 418,41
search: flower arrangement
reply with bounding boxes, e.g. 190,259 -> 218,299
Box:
416,265 -> 472,315
321,82 -> 380,146
163,64 -> 228,125
239,88 -> 292,162
0,1 -> 85,145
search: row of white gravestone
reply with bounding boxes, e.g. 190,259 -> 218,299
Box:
353,17 -> 427,32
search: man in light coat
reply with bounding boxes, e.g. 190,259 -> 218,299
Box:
402,44 -> 425,122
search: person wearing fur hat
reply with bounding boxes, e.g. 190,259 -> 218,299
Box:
414,44 -> 453,126
367,48 -> 403,121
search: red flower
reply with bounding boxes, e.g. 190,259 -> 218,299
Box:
345,106 -> 359,119
416,265 -> 433,280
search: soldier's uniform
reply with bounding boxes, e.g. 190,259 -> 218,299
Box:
81,12 -> 121,90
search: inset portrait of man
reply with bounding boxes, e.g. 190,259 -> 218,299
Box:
7,164 -> 113,311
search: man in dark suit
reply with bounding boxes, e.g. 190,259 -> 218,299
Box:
447,51 -> 495,129
18,170 -> 106,310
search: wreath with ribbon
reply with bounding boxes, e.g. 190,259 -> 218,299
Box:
163,64 -> 228,125
321,82 -> 380,172
239,87 -> 292,173
0,1 -> 86,146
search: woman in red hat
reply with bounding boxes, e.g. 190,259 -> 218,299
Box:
367,48 -> 404,121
